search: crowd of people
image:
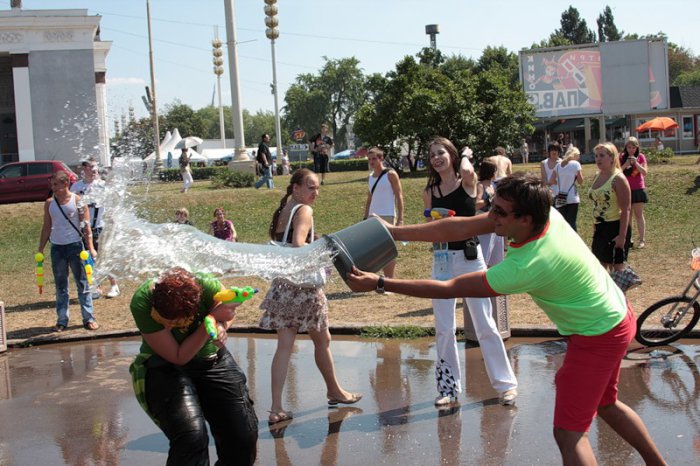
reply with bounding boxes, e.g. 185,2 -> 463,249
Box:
36,133 -> 664,465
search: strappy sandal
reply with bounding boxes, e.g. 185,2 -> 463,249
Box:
327,392 -> 362,407
268,410 -> 293,425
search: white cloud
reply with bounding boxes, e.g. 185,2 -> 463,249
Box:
107,77 -> 147,86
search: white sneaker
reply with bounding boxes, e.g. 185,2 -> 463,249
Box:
434,395 -> 458,406
499,389 -> 518,406
106,285 -> 121,298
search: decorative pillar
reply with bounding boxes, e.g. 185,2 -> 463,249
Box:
94,71 -> 110,166
11,53 -> 34,162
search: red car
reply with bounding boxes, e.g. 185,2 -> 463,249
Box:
0,160 -> 78,204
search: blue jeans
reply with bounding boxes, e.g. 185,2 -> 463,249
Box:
254,165 -> 274,189
51,241 -> 95,326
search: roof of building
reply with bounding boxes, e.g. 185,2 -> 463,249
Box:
670,86 -> 700,109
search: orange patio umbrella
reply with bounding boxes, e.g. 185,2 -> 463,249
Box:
635,116 -> 679,132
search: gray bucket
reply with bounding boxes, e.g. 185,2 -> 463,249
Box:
324,217 -> 398,281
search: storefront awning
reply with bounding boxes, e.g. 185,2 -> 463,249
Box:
549,118 -> 584,133
605,117 -> 627,127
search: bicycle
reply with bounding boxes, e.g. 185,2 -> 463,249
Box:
635,248 -> 700,346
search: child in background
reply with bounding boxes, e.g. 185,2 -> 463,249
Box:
174,208 -> 192,225
210,207 -> 237,242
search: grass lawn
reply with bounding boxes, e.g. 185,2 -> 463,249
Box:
1,155 -> 698,340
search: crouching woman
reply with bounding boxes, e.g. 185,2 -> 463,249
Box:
129,267 -> 258,465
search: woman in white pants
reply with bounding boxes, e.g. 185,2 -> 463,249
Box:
424,137 -> 518,407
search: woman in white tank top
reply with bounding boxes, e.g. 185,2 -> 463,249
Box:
541,142 -> 562,198
38,171 -> 99,332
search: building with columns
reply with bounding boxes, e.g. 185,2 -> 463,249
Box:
0,3 -> 111,167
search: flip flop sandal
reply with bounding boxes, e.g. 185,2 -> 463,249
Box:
268,410 -> 293,425
328,393 -> 363,407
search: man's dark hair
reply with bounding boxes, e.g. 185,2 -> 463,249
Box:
494,146 -> 506,156
261,133 -> 269,141
478,159 -> 497,181
547,142 -> 562,154
495,173 -> 551,231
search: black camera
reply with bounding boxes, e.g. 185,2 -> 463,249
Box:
463,238 -> 478,261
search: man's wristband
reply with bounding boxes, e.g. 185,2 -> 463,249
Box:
376,275 -> 385,294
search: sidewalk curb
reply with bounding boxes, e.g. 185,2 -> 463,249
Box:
6,324 -> 564,348
7,324 -> 698,349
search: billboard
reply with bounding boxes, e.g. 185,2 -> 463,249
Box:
520,40 -> 669,118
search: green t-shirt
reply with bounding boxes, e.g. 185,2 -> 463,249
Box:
130,272 -> 222,359
485,208 -> 626,336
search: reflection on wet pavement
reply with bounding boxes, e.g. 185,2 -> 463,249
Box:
0,336 -> 697,465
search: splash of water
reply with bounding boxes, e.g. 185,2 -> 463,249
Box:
88,157 -> 336,286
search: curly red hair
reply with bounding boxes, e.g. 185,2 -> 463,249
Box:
152,267 -> 202,320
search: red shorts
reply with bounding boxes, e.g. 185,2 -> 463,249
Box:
553,303 -> 635,432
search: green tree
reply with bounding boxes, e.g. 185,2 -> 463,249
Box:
195,105 -> 232,140
161,101 -> 205,138
674,69 -> 700,86
283,57 -> 366,150
354,50 -> 534,170
668,43 -> 699,85
243,109 -> 283,147
111,116 -> 162,159
476,46 -> 520,85
554,6 -> 596,45
596,6 -> 623,42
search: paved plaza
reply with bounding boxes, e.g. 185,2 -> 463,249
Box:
0,335 -> 698,465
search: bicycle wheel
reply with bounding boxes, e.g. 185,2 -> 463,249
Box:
636,296 -> 700,346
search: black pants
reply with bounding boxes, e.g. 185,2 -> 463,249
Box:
145,348 -> 258,466
555,203 -> 579,232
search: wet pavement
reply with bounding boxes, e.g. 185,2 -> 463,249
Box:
0,335 -> 698,465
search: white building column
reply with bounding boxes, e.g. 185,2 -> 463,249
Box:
598,116 -> 606,146
12,54 -> 34,162
94,72 -> 110,166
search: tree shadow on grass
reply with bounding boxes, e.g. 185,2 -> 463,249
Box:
397,308 -> 433,318
685,175 -> 700,195
326,291 -> 365,300
4,298 -> 82,313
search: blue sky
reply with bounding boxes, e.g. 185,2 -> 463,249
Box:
8,0 -> 700,126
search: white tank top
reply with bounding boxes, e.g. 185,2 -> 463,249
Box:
542,159 -> 560,195
70,179 -> 105,229
49,193 -> 83,245
368,170 -> 396,217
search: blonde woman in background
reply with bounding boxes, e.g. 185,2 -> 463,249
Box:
549,146 -> 584,232
589,143 -> 631,272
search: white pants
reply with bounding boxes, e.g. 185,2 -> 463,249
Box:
182,169 -> 193,190
431,246 -> 517,397
477,232 -> 505,267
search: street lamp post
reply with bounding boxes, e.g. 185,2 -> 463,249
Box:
212,27 -> 226,149
264,0 -> 283,163
223,0 -> 247,160
146,0 -> 161,170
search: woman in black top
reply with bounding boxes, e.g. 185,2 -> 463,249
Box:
423,137 -> 518,407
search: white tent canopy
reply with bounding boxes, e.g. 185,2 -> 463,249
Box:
144,128 -> 207,166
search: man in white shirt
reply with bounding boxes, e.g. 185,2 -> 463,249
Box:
363,147 -> 404,279
71,159 -> 120,298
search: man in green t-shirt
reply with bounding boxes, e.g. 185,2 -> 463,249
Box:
129,267 -> 258,465
347,174 -> 665,465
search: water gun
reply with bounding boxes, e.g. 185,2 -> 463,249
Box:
424,208 -> 456,220
204,315 -> 218,339
79,250 -> 94,286
213,286 -> 258,304
35,252 -> 45,294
